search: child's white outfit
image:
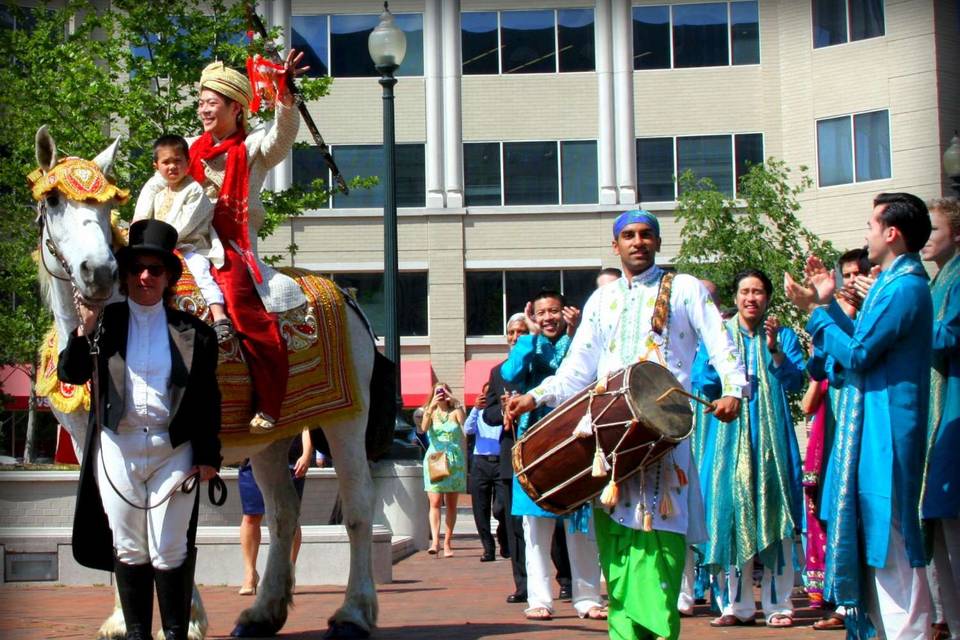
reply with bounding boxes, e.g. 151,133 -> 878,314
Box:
134,175 -> 225,307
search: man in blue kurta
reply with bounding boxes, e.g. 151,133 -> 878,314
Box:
786,192 -> 935,640
500,290 -> 606,622
920,197 -> 960,639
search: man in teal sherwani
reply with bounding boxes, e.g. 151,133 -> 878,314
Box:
786,192 -> 935,640
920,197 -> 960,638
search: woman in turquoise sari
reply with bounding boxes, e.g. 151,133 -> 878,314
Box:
920,197 -> 960,638
700,269 -> 805,628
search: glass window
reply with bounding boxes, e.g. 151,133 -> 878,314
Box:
817,116 -> 854,187
330,14 -> 379,77
501,10 -> 555,74
331,13 -> 423,77
505,271 -> 561,319
636,137 -> 676,202
849,0 -> 884,42
503,141 -> 559,205
677,135 -> 734,196
672,3 -> 729,68
853,110 -> 890,182
334,272 -> 428,336
292,15 -> 329,77
734,133 -> 764,194
812,0 -> 847,48
465,271 -> 504,336
632,5 -> 671,70
394,13 -> 424,76
462,11 -> 499,74
561,269 -> 596,310
292,146 -> 329,190
730,2 -> 760,65
561,141 -> 598,204
557,8 -> 595,72
331,144 -> 425,208
464,143 -> 502,206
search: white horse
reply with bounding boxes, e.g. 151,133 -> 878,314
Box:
33,126 -> 381,640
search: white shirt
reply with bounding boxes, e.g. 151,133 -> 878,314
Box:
529,267 -> 746,537
118,300 -> 172,432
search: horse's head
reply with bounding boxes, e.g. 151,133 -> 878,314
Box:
30,126 -> 128,304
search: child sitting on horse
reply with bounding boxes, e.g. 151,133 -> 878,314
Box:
134,134 -> 235,343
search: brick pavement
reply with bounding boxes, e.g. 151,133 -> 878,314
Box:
0,535 -> 827,639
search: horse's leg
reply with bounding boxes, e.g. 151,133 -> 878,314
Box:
321,419 -> 377,638
322,308 -> 377,639
232,438 -> 297,637
96,585 -> 126,640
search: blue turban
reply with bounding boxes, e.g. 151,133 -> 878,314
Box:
613,209 -> 660,239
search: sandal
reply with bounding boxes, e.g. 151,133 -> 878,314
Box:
584,606 -> 608,620
710,614 -> 756,627
524,607 -> 552,621
212,318 -> 235,344
814,613 -> 846,631
238,570 -> 258,596
249,412 -> 277,434
767,613 -> 795,628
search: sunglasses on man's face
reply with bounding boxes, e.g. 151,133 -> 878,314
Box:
131,262 -> 166,277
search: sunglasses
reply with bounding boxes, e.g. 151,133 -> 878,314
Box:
131,262 -> 166,277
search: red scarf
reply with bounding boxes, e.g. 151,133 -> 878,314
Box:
189,131 -> 262,283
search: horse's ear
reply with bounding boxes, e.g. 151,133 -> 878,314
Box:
91,135 -> 123,177
35,126 -> 57,172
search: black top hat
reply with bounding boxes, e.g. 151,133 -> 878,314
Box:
117,219 -> 183,285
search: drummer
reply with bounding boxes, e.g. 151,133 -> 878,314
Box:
507,210 -> 746,640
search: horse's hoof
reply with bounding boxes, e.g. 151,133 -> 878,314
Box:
230,621 -> 281,637
323,621 -> 371,639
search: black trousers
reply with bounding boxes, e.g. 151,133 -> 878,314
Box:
470,456 -> 506,555
501,478 -> 527,594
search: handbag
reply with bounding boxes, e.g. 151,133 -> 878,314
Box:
427,451 -> 451,483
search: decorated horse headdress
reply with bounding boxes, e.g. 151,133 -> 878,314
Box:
27,156 -> 129,205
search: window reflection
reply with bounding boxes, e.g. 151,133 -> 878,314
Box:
633,6 -> 671,70
672,3 -> 729,68
501,10 -> 556,74
730,1 -> 760,65
561,141 -> 598,204
503,141 -> 559,205
462,12 -> 499,75
636,138 -> 676,202
734,133 -> 764,194
853,111 -> 890,182
464,143 -> 502,206
817,116 -> 854,187
292,15 -> 329,77
677,135 -> 734,196
557,8 -> 595,72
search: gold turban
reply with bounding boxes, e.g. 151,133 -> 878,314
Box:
200,61 -> 253,129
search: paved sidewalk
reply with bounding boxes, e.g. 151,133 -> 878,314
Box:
1,535 -> 826,639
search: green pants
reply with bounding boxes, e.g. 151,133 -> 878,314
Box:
594,510 -> 686,640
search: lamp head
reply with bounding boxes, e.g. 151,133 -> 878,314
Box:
368,2 -> 407,70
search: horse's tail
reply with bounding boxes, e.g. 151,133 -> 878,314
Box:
364,349 -> 397,462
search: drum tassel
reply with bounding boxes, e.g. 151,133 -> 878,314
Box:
599,453 -> 620,507
591,446 -> 610,477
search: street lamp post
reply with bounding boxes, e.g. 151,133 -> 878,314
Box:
944,131 -> 960,198
369,3 -> 413,446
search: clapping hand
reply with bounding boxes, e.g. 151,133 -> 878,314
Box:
785,255 -> 835,312
523,301 -> 541,334
562,306 -> 581,336
764,315 -> 781,352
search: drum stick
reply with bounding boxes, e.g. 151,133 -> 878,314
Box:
656,386 -> 712,408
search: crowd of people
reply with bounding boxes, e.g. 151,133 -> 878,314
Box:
414,197 -> 959,640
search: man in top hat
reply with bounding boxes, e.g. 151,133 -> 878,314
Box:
60,219 -> 222,640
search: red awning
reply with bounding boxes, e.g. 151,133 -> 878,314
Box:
401,360 -> 434,408
464,359 -> 500,406
1,365 -> 33,411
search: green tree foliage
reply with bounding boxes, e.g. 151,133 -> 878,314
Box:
0,0 -> 341,456
674,159 -> 838,331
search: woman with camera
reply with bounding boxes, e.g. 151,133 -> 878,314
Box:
420,383 -> 466,557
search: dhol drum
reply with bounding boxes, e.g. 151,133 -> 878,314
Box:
512,360 -> 697,515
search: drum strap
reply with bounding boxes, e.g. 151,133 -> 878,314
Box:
651,272 -> 675,337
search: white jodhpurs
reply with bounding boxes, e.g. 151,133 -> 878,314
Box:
183,250 -> 224,306
723,539 -> 796,622
96,426 -> 194,569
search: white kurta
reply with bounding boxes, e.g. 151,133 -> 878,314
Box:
529,266 -> 746,539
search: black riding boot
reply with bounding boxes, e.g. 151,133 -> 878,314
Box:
113,557 -> 155,640
154,548 -> 196,640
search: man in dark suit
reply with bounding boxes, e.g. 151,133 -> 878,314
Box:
60,219 -> 221,640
